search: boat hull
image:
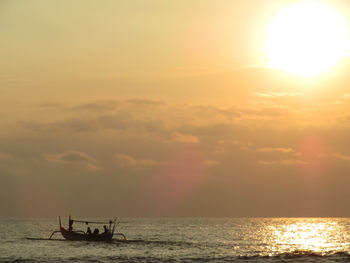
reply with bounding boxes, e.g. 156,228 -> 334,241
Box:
60,227 -> 113,241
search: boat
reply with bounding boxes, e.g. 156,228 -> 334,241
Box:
47,216 -> 127,242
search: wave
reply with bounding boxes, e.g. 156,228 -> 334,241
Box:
4,251 -> 350,263
237,251 -> 350,262
116,238 -> 198,247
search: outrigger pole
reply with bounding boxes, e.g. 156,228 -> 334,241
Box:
48,216 -> 62,239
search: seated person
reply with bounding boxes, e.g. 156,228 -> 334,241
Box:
103,225 -> 109,234
86,227 -> 92,235
93,228 -> 99,235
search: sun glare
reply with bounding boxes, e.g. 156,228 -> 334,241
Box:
271,221 -> 338,252
265,2 -> 350,77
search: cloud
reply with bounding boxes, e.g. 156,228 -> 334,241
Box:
51,151 -> 95,163
18,99 -> 300,140
19,119 -> 97,133
171,132 -> 199,143
20,112 -> 168,134
113,153 -> 164,170
71,101 -> 118,112
257,159 -> 306,166
257,147 -> 294,154
218,139 -> 253,152
13,98 -> 350,176
44,151 -> 99,171
333,153 -> 350,162
254,91 -> 303,98
39,102 -> 65,109
126,99 -> 166,106
238,106 -> 296,118
53,119 -> 98,132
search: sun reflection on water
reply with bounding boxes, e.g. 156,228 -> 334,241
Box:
270,220 -> 339,253
227,218 -> 350,257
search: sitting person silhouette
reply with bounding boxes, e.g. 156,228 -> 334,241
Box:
103,225 -> 109,234
93,228 -> 99,235
86,227 -> 92,235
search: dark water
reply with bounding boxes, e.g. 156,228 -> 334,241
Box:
1,218 -> 350,262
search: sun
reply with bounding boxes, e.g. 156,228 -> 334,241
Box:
265,2 -> 350,77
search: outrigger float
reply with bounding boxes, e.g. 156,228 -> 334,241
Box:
27,216 -> 127,242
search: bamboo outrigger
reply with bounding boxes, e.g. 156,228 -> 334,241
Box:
28,216 -> 126,242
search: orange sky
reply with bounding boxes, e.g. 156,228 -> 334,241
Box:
2,0 -> 350,217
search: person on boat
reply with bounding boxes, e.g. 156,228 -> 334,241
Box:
68,219 -> 74,231
86,227 -> 92,235
93,228 -> 99,235
103,225 -> 109,234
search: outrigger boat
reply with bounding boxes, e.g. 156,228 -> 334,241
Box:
28,216 -> 126,242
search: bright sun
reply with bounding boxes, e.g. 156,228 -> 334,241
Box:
265,2 -> 350,77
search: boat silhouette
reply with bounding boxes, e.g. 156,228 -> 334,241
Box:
27,215 -> 127,242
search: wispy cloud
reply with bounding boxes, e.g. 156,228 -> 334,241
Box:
254,91 -> 303,98
44,151 -> 100,171
257,147 -> 294,154
114,153 -> 164,169
126,99 -> 166,106
333,153 -> 350,162
171,132 -> 199,143
71,101 -> 118,112
257,159 -> 306,166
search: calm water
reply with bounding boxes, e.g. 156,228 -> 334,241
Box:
1,218 -> 350,263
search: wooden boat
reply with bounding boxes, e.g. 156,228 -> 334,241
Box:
48,216 -> 126,242
60,225 -> 113,241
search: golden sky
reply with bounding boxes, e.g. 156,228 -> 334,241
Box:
2,0 -> 350,217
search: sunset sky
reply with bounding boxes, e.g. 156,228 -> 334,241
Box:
2,0 -> 350,217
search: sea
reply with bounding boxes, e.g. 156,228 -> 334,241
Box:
1,218 -> 350,263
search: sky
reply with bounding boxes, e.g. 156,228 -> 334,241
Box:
2,0 -> 350,217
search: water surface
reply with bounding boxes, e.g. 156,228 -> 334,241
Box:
1,218 -> 350,262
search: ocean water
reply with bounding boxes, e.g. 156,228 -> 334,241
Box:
1,218 -> 350,263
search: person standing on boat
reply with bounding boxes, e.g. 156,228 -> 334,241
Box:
68,218 -> 74,231
103,225 -> 109,234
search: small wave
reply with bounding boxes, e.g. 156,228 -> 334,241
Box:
237,251 -> 350,262
3,259 -> 42,263
4,251 -> 350,263
115,238 -> 198,247
102,251 -> 350,263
